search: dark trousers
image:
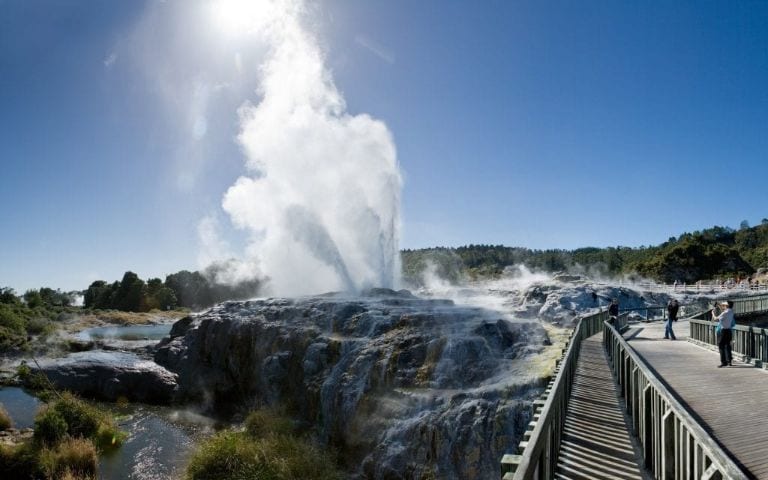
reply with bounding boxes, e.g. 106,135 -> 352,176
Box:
718,329 -> 733,365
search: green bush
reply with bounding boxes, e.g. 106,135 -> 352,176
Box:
186,431 -> 269,480
244,408 -> 295,438
0,402 -> 13,430
34,393 -> 124,450
187,409 -> 341,480
50,393 -> 101,439
0,441 -> 40,479
34,406 -> 68,446
26,316 -> 53,335
39,437 -> 97,480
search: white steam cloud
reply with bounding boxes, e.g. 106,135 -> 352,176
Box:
220,0 -> 402,296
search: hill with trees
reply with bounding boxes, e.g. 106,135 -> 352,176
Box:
402,219 -> 768,285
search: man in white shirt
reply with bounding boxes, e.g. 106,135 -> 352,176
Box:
712,300 -> 735,367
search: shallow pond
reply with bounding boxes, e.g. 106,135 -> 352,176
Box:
77,324 -> 172,342
0,386 -> 41,429
0,387 -> 215,480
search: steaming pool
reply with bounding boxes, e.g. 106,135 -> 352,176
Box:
0,386 -> 215,480
76,324 -> 173,342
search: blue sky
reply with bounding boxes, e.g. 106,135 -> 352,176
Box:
1,0 -> 767,293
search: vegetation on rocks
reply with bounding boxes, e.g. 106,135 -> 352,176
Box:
186,408 -> 341,480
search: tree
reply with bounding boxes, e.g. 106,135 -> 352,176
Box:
113,272 -> 146,312
23,290 -> 43,309
84,281 -> 114,309
0,288 -> 19,305
740,220 -> 750,230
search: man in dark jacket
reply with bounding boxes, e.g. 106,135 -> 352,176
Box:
608,298 -> 619,324
665,299 -> 679,340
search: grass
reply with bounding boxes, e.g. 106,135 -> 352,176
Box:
39,437 -> 97,480
1,392 -> 125,479
187,408 -> 341,480
0,402 -> 12,430
34,392 -> 125,450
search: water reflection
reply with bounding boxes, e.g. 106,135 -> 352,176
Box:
0,386 -> 40,429
99,404 -> 216,480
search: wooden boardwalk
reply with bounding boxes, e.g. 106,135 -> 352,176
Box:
555,333 -> 647,480
626,320 -> 768,479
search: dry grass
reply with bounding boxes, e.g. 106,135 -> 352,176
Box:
0,403 -> 12,430
187,408 -> 341,480
60,309 -> 189,333
39,437 -> 97,480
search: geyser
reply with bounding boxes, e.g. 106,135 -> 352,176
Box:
220,0 -> 402,296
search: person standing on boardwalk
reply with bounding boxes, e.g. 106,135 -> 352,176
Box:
608,298 -> 619,325
712,300 -> 735,367
664,298 -> 679,340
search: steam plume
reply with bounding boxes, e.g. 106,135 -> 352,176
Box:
221,0 -> 402,296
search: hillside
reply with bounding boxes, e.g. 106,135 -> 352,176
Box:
401,220 -> 768,286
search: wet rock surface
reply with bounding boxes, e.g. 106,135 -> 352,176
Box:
155,288 -> 550,479
32,351 -> 178,404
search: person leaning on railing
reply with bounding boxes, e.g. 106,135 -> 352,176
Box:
608,298 -> 619,324
712,300 -> 735,367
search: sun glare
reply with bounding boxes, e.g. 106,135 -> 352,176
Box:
211,0 -> 278,36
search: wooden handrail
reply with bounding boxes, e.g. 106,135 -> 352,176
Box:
688,293 -> 768,366
603,321 -> 749,480
501,310 -> 607,479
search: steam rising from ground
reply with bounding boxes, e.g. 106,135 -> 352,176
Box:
220,0 -> 402,296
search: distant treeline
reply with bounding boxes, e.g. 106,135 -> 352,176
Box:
402,220 -> 768,285
84,268 -> 261,312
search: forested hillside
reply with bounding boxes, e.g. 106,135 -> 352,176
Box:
401,220 -> 768,285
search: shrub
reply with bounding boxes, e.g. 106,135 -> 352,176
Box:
26,316 -> 53,335
50,393 -> 101,439
34,406 -> 68,446
187,411 -> 341,480
34,393 -> 124,450
0,402 -> 12,430
93,423 -> 126,452
186,431 -> 269,480
244,408 -> 295,438
39,437 -> 97,480
0,441 -> 40,479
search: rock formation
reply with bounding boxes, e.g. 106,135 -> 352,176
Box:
155,289 -> 551,479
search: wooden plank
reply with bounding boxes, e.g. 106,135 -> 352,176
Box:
554,334 -> 646,479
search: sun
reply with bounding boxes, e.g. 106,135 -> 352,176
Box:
210,0 -> 280,37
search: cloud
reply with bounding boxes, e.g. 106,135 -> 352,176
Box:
355,34 -> 395,64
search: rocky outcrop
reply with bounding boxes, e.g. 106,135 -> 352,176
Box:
155,289 -> 549,479
31,351 -> 178,404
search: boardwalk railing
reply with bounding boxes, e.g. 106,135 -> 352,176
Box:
616,281 -> 768,293
500,310 -> 607,479
689,293 -> 768,367
603,321 -> 749,480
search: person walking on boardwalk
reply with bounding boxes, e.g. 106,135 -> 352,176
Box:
664,298 -> 679,340
712,300 -> 735,367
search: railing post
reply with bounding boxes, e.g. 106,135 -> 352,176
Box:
662,409 -> 675,480
643,384 -> 653,469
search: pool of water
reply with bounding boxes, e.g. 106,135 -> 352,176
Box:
0,386 -> 216,480
98,405 -> 215,480
0,386 -> 41,429
77,324 -> 172,342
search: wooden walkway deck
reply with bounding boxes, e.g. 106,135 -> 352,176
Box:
626,320 -> 768,479
555,333 -> 647,480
